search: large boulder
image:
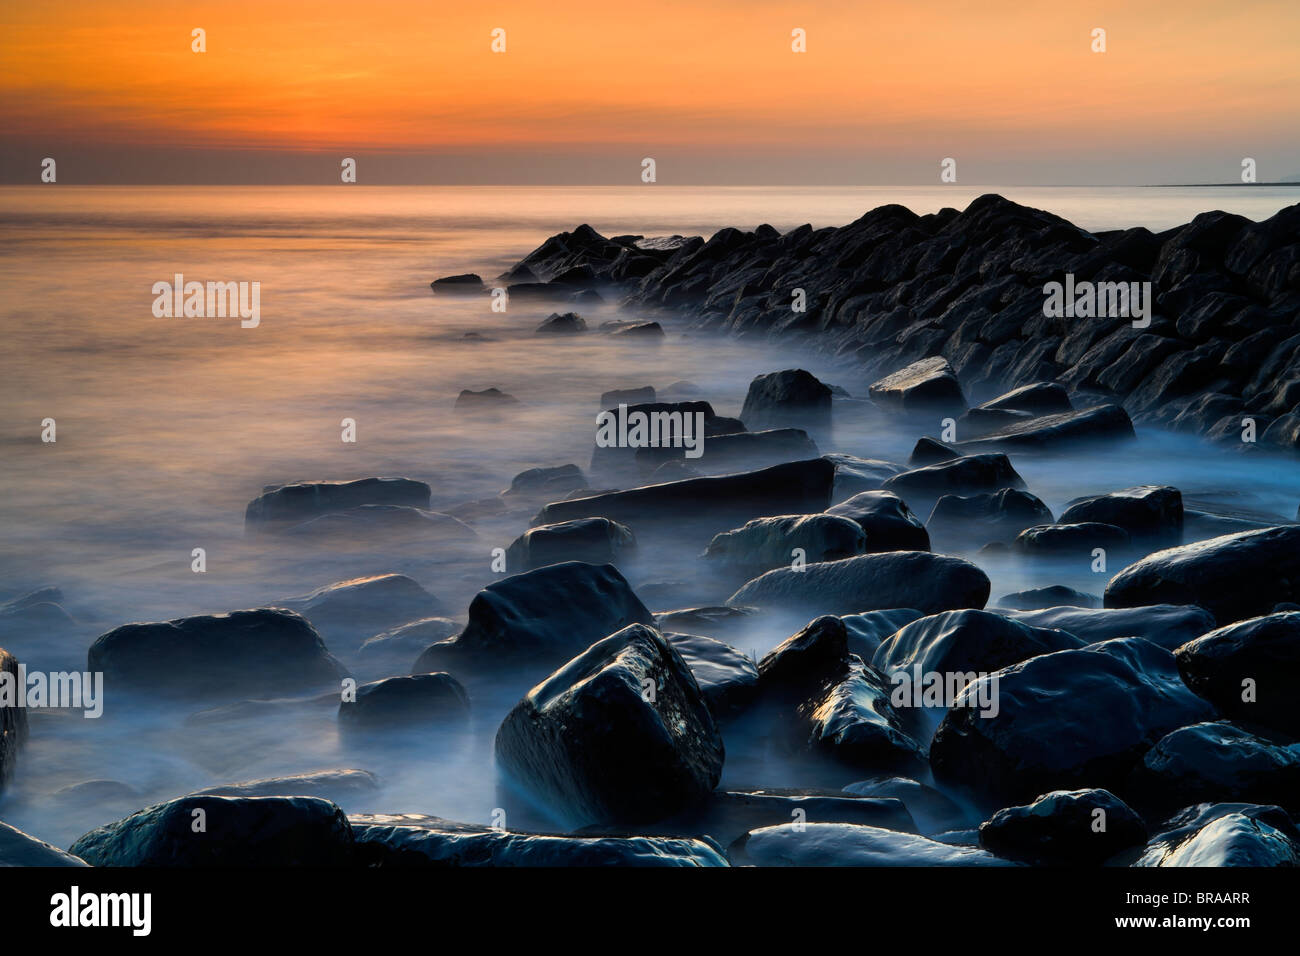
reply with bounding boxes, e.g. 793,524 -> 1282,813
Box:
494,624 -> 724,826
504,517 -> 635,572
87,609 -> 348,698
927,489 -> 1053,546
1174,611 -> 1300,734
413,562 -> 654,679
957,404 -> 1135,452
930,638 -> 1216,809
1105,526 -> 1300,625
704,514 -> 866,578
1058,485 -> 1184,545
349,813 -> 727,867
740,369 -> 833,431
868,357 -> 967,415
1,647 -> 28,791
244,477 -> 431,530
1132,802 -> 1300,867
1003,604 -> 1215,650
277,574 -> 444,646
730,822 -> 1014,866
977,789 -> 1147,865
727,552 -> 990,617
69,796 -> 356,866
826,491 -> 930,552
339,673 -> 470,729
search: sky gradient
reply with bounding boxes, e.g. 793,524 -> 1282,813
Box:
2,0 -> 1297,184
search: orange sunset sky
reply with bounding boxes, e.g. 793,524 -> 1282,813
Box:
1,0 -> 1297,183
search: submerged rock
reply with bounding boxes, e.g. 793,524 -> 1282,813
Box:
978,789 -> 1147,865
277,574 -> 445,646
503,463 -> 587,499
494,624 -> 723,826
731,822 -> 1014,866
1174,611 -> 1300,734
994,585 -> 1101,610
244,477 -> 431,530
339,673 -> 470,728
189,769 -> 381,802
504,517 -> 635,571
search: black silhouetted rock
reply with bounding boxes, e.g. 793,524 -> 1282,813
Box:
1132,802 -> 1300,867
1003,604 -> 1215,650
245,477 -> 431,529
1015,522 -> 1131,556
277,574 -> 445,646
740,369 -> 833,430
281,505 -> 476,542
730,822 -> 1014,866
0,647 -> 26,791
980,382 -> 1074,415
611,321 -> 664,339
69,796 -> 355,866
503,463 -> 587,499
1059,485 -> 1184,544
339,673 -> 470,729
868,357 -> 967,415
978,789 -> 1146,865
843,776 -> 966,834
0,821 -> 87,866
957,405 -> 1135,452
189,769 -> 381,803
704,514 -> 865,578
728,552 -> 990,617
930,637 -> 1215,809
87,609 -> 348,699
1174,611 -> 1300,734
928,489 -> 1053,545
534,312 -> 587,334
666,633 -> 759,717
1106,526 -> 1300,625
826,490 -> 930,552
413,562 -> 653,679
505,517 -> 635,572
430,273 -> 485,294
455,387 -> 519,408
908,437 -> 960,467
601,385 -> 656,407
994,586 -> 1101,610
840,609 -> 924,659
349,813 -> 727,867
494,624 -> 723,826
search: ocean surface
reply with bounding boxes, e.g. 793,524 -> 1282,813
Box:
2,184 -> 1298,846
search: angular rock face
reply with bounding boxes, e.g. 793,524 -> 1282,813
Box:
0,647 -> 28,792
1174,611 -> 1300,734
930,637 -> 1215,809
980,382 -> 1074,415
339,673 -> 471,728
977,789 -> 1147,866
730,822 -> 1015,867
534,311 -> 586,334
1059,485 -> 1184,544
87,609 -> 349,698
757,615 -> 851,700
826,490 -> 930,552
728,552 -> 990,617
798,661 -> 928,774
349,813 -> 728,867
504,517 -> 635,572
412,562 -> 654,678
1105,526 -> 1300,625
69,796 -> 356,866
740,369 -> 833,430
494,624 -> 724,826
1003,604 -> 1215,649
244,477 -> 431,530
868,357 -> 967,415
704,514 -> 866,578
1132,803 -> 1300,867
956,405 -> 1136,452
908,437 -> 960,467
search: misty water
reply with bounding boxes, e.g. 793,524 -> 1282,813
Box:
1,185 -> 1298,846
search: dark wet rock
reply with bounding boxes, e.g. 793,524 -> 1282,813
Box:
1106,526 -> 1300,625
0,647 -> 27,791
0,821 -> 87,866
908,437 -> 960,467
494,624 -> 723,826
654,605 -> 762,639
1015,521 -> 1131,556
611,321 -> 665,339
704,514 -> 865,578
928,489 -> 1053,546
824,454 -> 907,501
641,427 -> 818,475
340,673 -> 470,728
88,609 -> 348,699
1174,611 -> 1300,734
666,633 -> 759,717
349,813 -> 727,866
826,490 -> 930,553
503,463 -> 587,500
589,399 -> 742,474
600,386 -> 655,406
413,562 -> 653,679
840,609 -> 924,659
357,617 -> 460,671
1059,485 -> 1184,545
730,822 -> 1014,866
430,273 -> 485,294
1132,802 -> 1300,867
757,615 -> 851,701
455,387 -> 519,408
730,552 -> 989,617
0,587 -> 76,635
505,517 -> 635,572
882,455 -> 1025,513
536,458 -> 835,537
245,477 -> 431,530
843,776 -> 967,833
796,660 -> 928,774
278,574 -> 445,646
957,404 -> 1136,452
282,505 -> 476,542
978,789 -> 1147,865
1003,604 -> 1215,650
740,369 -> 833,431
69,796 -> 355,866
868,357 -> 967,415
534,311 -> 586,334
930,637 -> 1216,809
980,382 -> 1074,415
506,281 -> 581,301
955,406 -> 1035,439
994,585 -> 1102,610
190,769 -> 381,802
1129,721 -> 1300,814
